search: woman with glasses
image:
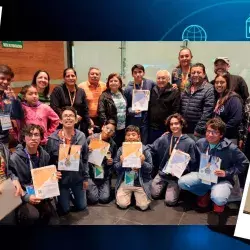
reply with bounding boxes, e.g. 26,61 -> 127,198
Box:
97,73 -> 127,148
46,106 -> 89,216
87,119 -> 117,204
213,73 -> 243,145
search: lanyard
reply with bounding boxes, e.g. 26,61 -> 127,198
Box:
67,87 -> 76,107
169,135 -> 182,156
24,148 -> 39,171
133,80 -> 144,90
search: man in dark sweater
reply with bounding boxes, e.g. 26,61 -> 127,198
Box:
210,57 -> 249,103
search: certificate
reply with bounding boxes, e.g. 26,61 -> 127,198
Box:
88,138 -> 110,166
0,178 -> 22,220
162,149 -> 191,179
31,165 -> 60,199
122,142 -> 142,169
132,90 -> 150,111
0,114 -> 12,131
58,144 -> 82,171
198,153 -> 221,184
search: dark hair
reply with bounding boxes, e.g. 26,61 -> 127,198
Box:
21,124 -> 45,142
0,65 -> 14,78
190,63 -> 206,74
63,67 -> 77,78
206,118 -> 226,136
176,48 -> 193,68
60,106 -> 77,119
20,85 -> 37,98
165,113 -> 187,132
106,73 -> 123,91
104,119 -> 117,128
31,70 -> 50,98
88,67 -> 101,75
131,64 -> 145,74
125,125 -> 140,136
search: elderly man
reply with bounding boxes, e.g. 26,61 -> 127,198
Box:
78,67 -> 106,131
148,70 -> 180,144
210,57 -> 249,103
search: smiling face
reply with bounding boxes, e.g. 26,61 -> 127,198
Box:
206,125 -> 223,144
214,75 -> 228,95
178,49 -> 192,68
101,124 -> 116,140
190,66 -> 205,85
36,71 -> 49,91
214,60 -> 229,74
61,109 -> 77,129
156,71 -> 169,88
0,73 -> 12,90
169,117 -> 183,135
64,69 -> 77,87
88,68 -> 101,85
108,76 -> 121,92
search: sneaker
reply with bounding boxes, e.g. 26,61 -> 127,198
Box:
197,192 -> 210,208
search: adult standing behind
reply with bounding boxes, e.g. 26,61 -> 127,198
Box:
148,70 -> 180,144
50,68 -> 91,136
171,47 -> 193,92
210,57 -> 249,103
213,73 -> 243,145
98,73 -> 127,148
18,70 -> 51,105
124,64 -> 155,145
78,67 -> 106,131
180,63 -> 215,141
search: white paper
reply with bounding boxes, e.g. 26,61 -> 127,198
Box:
0,114 -> 12,131
132,90 -> 150,111
0,178 -> 22,220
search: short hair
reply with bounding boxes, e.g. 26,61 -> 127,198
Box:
190,63 -> 207,74
31,70 -> 50,98
165,113 -> 187,132
60,106 -> 77,119
21,124 -> 44,142
0,65 -> 14,78
125,125 -> 140,136
63,67 -> 77,78
88,67 -> 101,75
206,118 -> 226,136
106,73 -> 123,91
131,64 -> 145,74
20,85 -> 37,97
156,70 -> 171,79
104,119 -> 117,128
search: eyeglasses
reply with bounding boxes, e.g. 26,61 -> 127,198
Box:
26,133 -> 41,138
62,114 -> 76,118
206,129 -> 220,136
104,126 -> 115,134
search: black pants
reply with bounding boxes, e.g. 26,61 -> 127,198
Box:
16,200 -> 53,225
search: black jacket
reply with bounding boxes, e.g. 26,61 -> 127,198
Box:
97,89 -> 127,126
50,83 -> 90,131
211,74 -> 249,103
148,84 -> 180,130
180,82 -> 215,135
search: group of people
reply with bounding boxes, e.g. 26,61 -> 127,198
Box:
0,46 -> 250,226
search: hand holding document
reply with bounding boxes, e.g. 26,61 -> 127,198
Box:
0,178 -> 22,220
88,138 -> 110,166
31,165 -> 60,199
122,142 -> 142,169
132,90 -> 150,111
162,149 -> 191,178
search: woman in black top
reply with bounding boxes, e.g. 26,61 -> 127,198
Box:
50,68 -> 91,136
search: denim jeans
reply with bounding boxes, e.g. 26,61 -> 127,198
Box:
58,181 -> 87,214
178,172 -> 233,206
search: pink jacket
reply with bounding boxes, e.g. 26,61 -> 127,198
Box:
22,102 -> 60,144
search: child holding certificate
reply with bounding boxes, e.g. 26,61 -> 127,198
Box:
87,119 -> 117,204
178,118 -> 249,225
9,124 -> 60,225
147,114 -> 198,206
114,125 -> 153,211
46,106 -> 89,216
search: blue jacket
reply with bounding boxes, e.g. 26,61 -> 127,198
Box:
124,78 -> 155,127
87,133 -> 117,180
114,145 -> 153,199
196,138 -> 249,185
46,129 -> 89,185
146,133 -> 199,179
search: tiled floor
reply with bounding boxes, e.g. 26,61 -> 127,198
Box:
57,199 -> 239,225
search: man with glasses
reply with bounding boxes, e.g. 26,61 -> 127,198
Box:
178,118 -> 249,225
87,119 -> 117,204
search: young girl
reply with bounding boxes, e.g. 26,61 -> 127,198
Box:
20,85 -> 59,145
